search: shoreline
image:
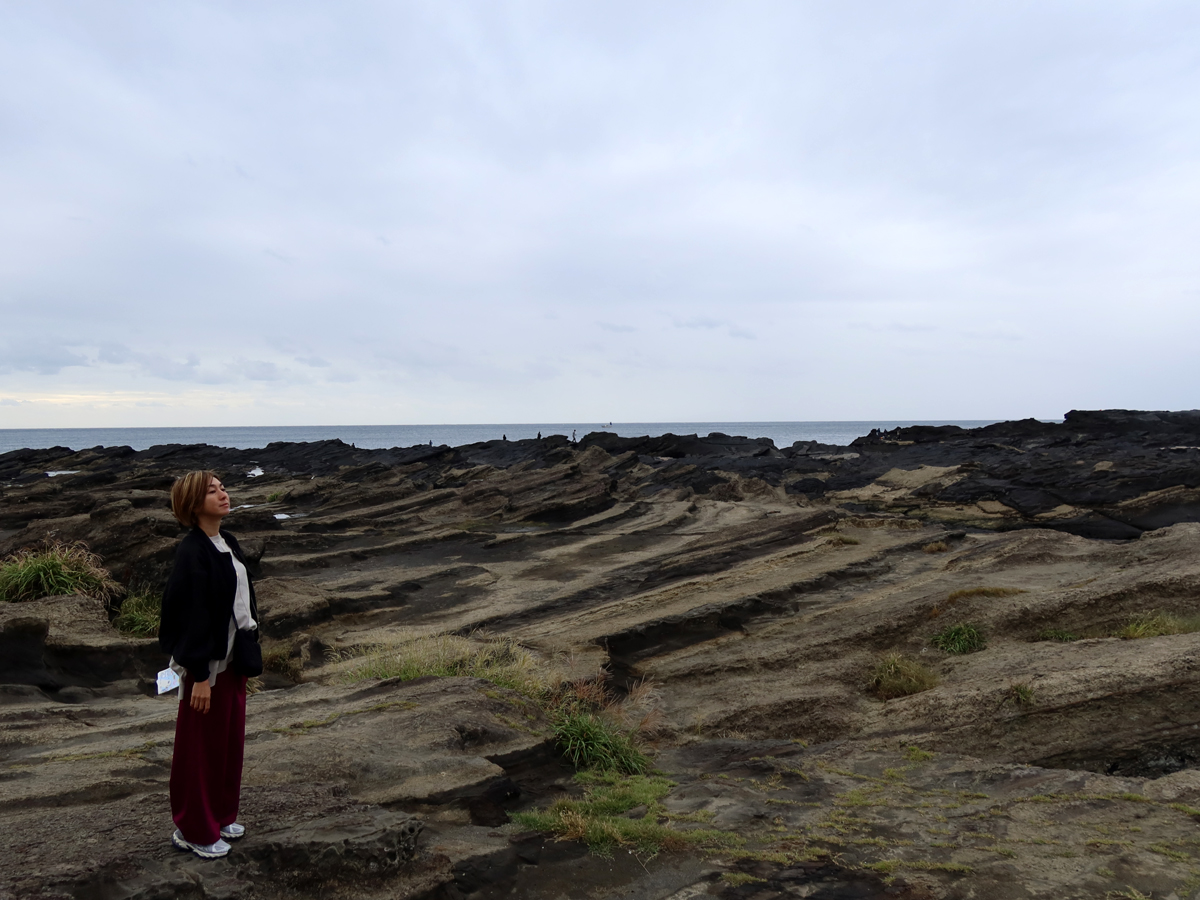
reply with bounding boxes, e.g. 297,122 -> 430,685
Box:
0,419 -> 1011,454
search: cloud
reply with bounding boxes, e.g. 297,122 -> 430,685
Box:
0,343 -> 89,375
673,317 -> 755,340
848,322 -> 940,334
1,3 -> 1199,424
239,359 -> 284,382
674,317 -> 723,330
97,344 -> 218,382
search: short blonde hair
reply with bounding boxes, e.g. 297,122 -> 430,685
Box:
170,470 -> 219,528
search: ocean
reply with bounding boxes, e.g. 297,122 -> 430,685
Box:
0,421 -> 1004,455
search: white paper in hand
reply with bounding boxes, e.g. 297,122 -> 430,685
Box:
157,667 -> 181,695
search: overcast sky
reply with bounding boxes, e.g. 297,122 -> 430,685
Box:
1,1 -> 1198,428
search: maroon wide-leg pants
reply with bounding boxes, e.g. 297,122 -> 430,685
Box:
170,669 -> 247,845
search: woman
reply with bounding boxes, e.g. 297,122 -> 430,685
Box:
159,471 -> 261,859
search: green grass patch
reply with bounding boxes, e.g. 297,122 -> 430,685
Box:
267,490 -> 284,501
931,623 -> 986,654
0,541 -> 117,603
1006,683 -> 1035,707
903,745 -> 934,762
721,873 -> 766,886
336,631 -> 662,775
554,707 -> 649,774
112,588 -> 161,637
1147,842 -> 1190,862
870,653 -> 939,700
511,771 -> 741,856
1035,628 -> 1079,642
946,587 -> 1025,602
1115,611 -> 1200,639
865,859 -> 972,875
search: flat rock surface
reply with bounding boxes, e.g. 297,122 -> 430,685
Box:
3,410 -> 1200,898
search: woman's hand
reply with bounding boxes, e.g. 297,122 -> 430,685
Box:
190,679 -> 212,714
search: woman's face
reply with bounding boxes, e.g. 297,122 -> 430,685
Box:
201,477 -> 231,520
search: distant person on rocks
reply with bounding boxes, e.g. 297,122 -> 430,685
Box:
537,432 -> 541,440
159,471 -> 262,860
572,429 -> 576,443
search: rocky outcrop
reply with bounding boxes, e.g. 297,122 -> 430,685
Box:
0,592 -> 160,690
4,410 -> 1200,898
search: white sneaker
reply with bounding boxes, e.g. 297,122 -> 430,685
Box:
172,829 -> 231,858
220,822 -> 246,840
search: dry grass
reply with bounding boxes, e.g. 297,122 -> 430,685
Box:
1115,611 -> 1200,640
547,674 -> 663,773
824,534 -> 861,546
263,645 -> 303,682
870,653 -> 939,700
333,631 -> 551,696
922,541 -> 949,554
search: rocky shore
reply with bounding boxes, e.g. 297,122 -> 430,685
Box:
3,409 -> 1200,899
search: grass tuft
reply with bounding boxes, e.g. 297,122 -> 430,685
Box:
931,623 -> 986,654
922,541 -> 949,554
553,707 -> 649,774
0,541 -> 118,603
112,588 -> 161,637
1006,683 -> 1035,707
870,653 -> 939,700
1115,611 -> 1200,640
1036,628 -> 1079,643
263,645 -> 303,682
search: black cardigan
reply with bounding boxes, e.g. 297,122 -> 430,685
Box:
159,527 -> 259,681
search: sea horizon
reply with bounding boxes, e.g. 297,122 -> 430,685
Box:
0,420 -> 1019,455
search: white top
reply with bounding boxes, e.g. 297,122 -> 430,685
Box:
169,533 -> 257,691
